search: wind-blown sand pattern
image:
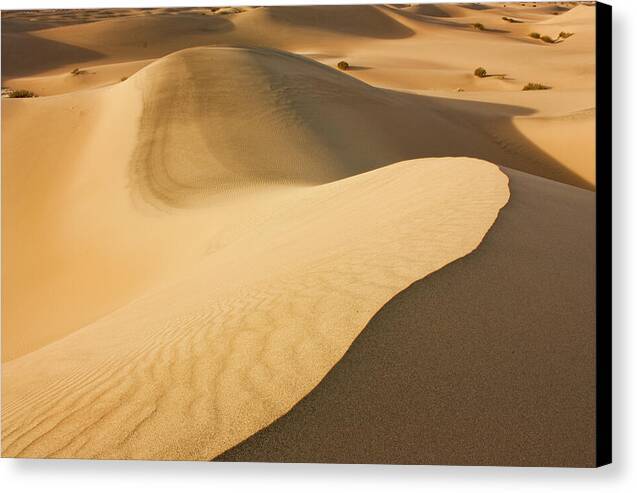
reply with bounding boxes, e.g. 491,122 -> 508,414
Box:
2,150 -> 509,459
2,3 -> 597,465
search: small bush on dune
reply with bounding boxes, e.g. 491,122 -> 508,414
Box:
540,35 -> 554,43
474,67 -> 487,78
523,82 -> 551,91
70,68 -> 87,76
472,22 -> 485,31
120,76 -> 128,82
558,31 -> 574,39
8,89 -> 37,98
529,32 -> 541,39
337,61 -> 349,71
502,16 -> 522,23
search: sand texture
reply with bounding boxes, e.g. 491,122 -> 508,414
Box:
2,3 -> 597,464
217,168 -> 596,467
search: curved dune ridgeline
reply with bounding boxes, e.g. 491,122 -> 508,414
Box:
1,3 -> 597,464
217,168 -> 596,467
1,152 -> 510,459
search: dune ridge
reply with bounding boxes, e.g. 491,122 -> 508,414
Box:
217,167 -> 596,467
2,155 -> 509,459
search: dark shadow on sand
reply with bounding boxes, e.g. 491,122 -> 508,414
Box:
216,168 -> 596,467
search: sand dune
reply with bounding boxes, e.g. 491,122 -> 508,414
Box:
217,167 -> 596,467
2,44 -> 593,365
2,42 -> 510,459
1,153 -> 509,459
3,3 -> 597,193
1,3 -> 597,464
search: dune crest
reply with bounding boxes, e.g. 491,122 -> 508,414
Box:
2,154 -> 509,460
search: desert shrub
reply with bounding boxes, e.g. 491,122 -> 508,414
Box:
472,22 -> 485,30
522,82 -> 551,91
529,32 -> 541,39
215,7 -> 242,15
120,76 -> 128,82
337,61 -> 349,71
540,35 -> 554,43
558,31 -> 574,39
502,16 -> 522,23
474,67 -> 487,78
8,89 -> 37,98
70,68 -> 87,76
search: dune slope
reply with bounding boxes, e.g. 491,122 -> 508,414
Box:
2,156 -> 509,460
2,45 -> 510,459
217,167 -> 596,466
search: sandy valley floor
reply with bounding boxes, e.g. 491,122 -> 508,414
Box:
2,3 -> 597,465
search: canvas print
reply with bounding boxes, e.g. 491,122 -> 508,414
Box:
1,2 -> 610,466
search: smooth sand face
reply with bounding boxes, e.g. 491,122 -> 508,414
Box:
2,3 -> 595,462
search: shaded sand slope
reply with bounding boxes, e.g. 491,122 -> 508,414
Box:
2,5 -> 411,78
1,12 -> 233,77
1,157 -> 509,460
217,168 -> 596,467
130,47 -> 591,207
2,46 -> 584,364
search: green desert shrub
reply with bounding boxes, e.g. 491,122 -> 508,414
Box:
522,82 -> 551,91
540,35 -> 555,43
474,66 -> 488,78
8,89 -> 37,98
529,32 -> 541,39
472,22 -> 485,31
337,60 -> 349,71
